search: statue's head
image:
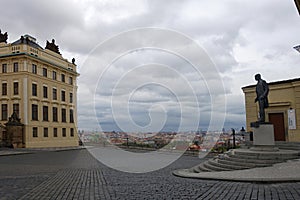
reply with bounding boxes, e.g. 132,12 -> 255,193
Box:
255,74 -> 261,81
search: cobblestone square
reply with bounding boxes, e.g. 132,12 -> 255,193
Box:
1,149 -> 300,199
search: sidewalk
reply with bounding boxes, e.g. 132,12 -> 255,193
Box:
173,158 -> 300,182
0,146 -> 86,156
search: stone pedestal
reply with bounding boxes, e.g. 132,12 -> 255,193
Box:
252,124 -> 275,145
4,112 -> 24,148
250,123 -> 278,151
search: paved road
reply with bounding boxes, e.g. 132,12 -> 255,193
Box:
1,149 -> 300,199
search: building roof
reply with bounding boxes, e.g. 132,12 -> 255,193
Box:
11,35 -> 43,49
242,77 -> 300,89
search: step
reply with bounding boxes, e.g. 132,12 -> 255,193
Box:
191,165 -> 202,173
229,153 -> 289,162
276,143 -> 300,147
217,158 -> 271,168
272,142 -> 300,151
229,153 -> 284,161
190,163 -> 212,173
208,159 -> 250,171
203,161 -> 232,172
278,146 -> 300,151
223,155 -> 282,165
275,141 -> 300,146
233,149 -> 299,157
230,151 -> 298,160
196,163 -> 213,172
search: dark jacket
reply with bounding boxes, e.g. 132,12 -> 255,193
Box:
255,79 -> 269,108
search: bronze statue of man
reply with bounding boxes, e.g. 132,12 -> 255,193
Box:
254,74 -> 269,122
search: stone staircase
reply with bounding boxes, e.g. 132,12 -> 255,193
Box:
275,141 -> 300,151
189,148 -> 299,173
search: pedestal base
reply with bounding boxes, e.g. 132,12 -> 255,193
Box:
252,123 -> 275,146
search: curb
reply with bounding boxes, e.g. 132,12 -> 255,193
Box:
0,146 -> 86,156
172,163 -> 300,183
0,152 -> 33,157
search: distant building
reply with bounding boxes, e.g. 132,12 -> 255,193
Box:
242,78 -> 300,142
0,30 -> 79,148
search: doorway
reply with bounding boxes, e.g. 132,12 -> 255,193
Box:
268,113 -> 286,141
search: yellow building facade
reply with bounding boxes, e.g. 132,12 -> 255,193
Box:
242,78 -> 300,142
0,32 -> 79,148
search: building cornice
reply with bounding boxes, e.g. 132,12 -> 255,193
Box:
242,77 -> 300,91
0,52 -> 79,76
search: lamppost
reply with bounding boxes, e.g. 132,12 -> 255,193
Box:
231,128 -> 236,149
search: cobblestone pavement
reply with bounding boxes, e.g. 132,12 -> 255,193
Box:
1,149 -> 300,199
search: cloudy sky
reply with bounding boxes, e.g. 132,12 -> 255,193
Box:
1,0 -> 300,132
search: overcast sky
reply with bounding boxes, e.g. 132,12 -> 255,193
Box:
1,0 -> 300,132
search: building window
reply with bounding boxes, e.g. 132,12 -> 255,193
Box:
61,91 -> 65,102
53,128 -> 58,137
70,92 -> 73,103
44,128 -> 48,137
70,128 -> 74,137
33,127 -> 38,137
32,64 -> 37,74
2,64 -> 7,73
32,83 -> 37,96
2,83 -> 7,95
52,71 -> 57,80
13,82 -> 18,95
61,108 -> 66,122
43,106 -> 48,121
43,86 -> 48,98
69,77 -> 73,85
52,107 -> 58,122
43,68 -> 47,77
13,62 -> 18,72
52,88 -> 57,100
61,74 -> 65,82
62,128 -> 66,137
70,109 -> 74,123
32,104 -> 38,121
1,104 -> 8,120
13,103 -> 19,117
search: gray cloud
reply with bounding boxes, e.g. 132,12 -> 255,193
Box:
2,0 -> 300,131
